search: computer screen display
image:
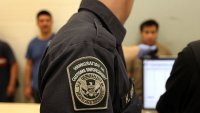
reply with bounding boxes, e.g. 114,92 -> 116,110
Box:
143,59 -> 175,109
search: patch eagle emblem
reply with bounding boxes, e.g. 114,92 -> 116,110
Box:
67,56 -> 109,111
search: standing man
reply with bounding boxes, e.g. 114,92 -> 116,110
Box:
139,19 -> 171,56
24,10 -> 55,103
125,20 -> 172,100
0,40 -> 18,102
39,0 -> 142,113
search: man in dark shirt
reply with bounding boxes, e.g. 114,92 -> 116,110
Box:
39,0 -> 142,113
156,40 -> 200,113
0,40 -> 18,102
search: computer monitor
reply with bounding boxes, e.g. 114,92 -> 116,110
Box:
142,58 -> 175,110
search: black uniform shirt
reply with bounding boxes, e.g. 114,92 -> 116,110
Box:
39,0 -> 141,113
157,41 -> 200,113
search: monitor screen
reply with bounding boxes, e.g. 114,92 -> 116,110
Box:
143,59 -> 175,109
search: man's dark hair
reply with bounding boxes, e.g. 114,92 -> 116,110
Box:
140,19 -> 159,32
37,10 -> 52,19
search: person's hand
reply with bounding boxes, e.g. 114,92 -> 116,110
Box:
6,85 -> 16,97
138,44 -> 157,59
25,86 -> 32,100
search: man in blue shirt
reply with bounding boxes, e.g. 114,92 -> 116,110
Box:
24,10 -> 55,103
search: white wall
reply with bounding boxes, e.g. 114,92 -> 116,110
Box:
124,0 -> 200,54
0,0 -> 81,102
0,0 -> 199,102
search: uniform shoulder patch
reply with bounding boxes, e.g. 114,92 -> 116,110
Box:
67,56 -> 109,111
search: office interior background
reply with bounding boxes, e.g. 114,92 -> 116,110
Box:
0,0 -> 200,102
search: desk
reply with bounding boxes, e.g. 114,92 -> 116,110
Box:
142,110 -> 158,113
0,103 -> 40,113
0,103 -> 157,113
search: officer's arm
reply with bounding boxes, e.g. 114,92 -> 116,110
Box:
39,42 -> 115,113
156,46 -> 196,113
123,44 -> 157,61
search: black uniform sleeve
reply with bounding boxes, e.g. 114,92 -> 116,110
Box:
39,42 -> 115,113
156,45 -> 198,113
3,42 -> 16,64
